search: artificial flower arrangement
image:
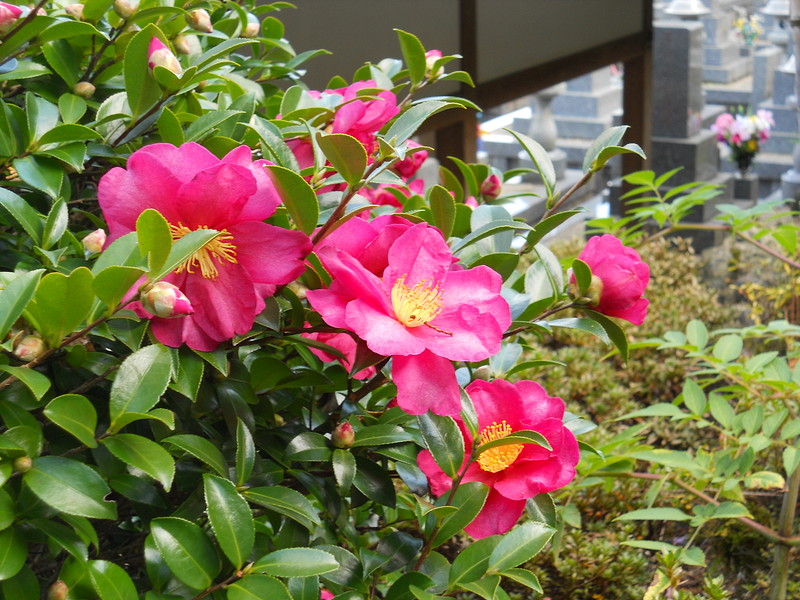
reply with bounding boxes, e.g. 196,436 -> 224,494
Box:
733,13 -> 763,47
711,108 -> 775,176
0,1 -> 649,598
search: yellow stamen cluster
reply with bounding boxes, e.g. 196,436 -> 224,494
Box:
477,420 -> 523,473
391,274 -> 444,329
169,222 -> 238,280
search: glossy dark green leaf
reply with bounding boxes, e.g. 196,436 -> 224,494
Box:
169,348 -> 204,401
156,107 -> 184,146
525,493 -> 557,529
43,394 -> 97,448
227,574 -> 292,600
0,270 -> 43,340
235,418 -> 255,486
203,474 -> 254,569
395,29 -> 427,86
285,432 -> 331,462
570,258 -> 591,294
38,124 -> 100,146
264,165 -> 319,235
428,184 -> 455,239
136,209 -> 172,275
353,456 -> 396,508
0,188 -> 43,244
87,560 -> 137,600
150,517 -> 221,591
582,125 -> 629,172
451,220 -> 531,254
252,548 -> 338,577
0,527 -> 26,580
487,521 -> 556,572
316,132 -> 367,187
548,317 -> 610,346
475,429 -> 551,455
0,366 -> 50,401
58,93 -> 87,124
470,252 -> 519,281
102,434 -> 175,491
460,575 -> 504,600
147,229 -> 220,283
24,457 -> 116,520
41,198 -> 68,250
163,434 -> 227,477
244,486 -> 320,531
499,568 -> 542,593
332,449 -> 356,493
0,566 -> 39,599
583,309 -> 629,362
124,24 -> 167,117
109,344 -> 173,432
352,424 -> 415,447
25,267 -> 94,347
384,101 -> 460,145
432,481 -> 489,547
0,488 -> 13,531
93,266 -> 146,315
12,155 -> 64,199
591,143 -> 645,172
526,210 -> 583,248
417,413 -> 464,479
449,535 -> 500,587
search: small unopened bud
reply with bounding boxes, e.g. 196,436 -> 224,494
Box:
147,37 -> 182,76
425,49 -> 444,79
13,456 -> 32,473
242,13 -> 259,38
480,174 -> 502,199
47,581 -> 69,600
173,34 -> 201,55
568,273 -> 603,306
141,281 -> 194,318
186,8 -> 212,33
0,2 -> 23,33
331,422 -> 355,449
64,3 -> 83,19
72,80 -> 95,99
113,0 -> 137,19
14,335 -> 46,362
473,365 -> 492,381
82,228 -> 106,255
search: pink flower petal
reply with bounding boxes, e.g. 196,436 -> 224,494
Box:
392,352 -> 461,416
463,489 -> 525,539
175,162 -> 257,229
230,221 -> 311,286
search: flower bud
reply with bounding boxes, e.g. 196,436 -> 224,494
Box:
47,581 -> 69,600
147,37 -> 182,76
186,8 -> 212,33
173,34 -> 201,55
64,3 -> 83,19
0,2 -> 23,33
331,422 -> 355,449
242,13 -> 259,38
72,80 -> 95,99
141,282 -> 193,318
14,335 -> 46,362
113,0 -> 137,19
12,456 -> 32,473
473,365 -> 492,381
425,49 -> 444,79
479,174 -> 502,199
82,228 -> 106,255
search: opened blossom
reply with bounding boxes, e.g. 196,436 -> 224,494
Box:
418,378 -> 579,538
98,142 -> 312,350
306,220 -> 510,416
573,234 -> 649,325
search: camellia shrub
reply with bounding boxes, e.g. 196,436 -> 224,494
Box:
0,1 -> 650,599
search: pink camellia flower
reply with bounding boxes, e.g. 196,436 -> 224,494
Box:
147,37 -> 182,75
418,378 -> 580,538
140,281 -> 194,319
0,1 -> 22,32
303,329 -> 377,380
573,234 -> 649,325
320,590 -> 335,600
98,142 -> 312,351
393,141 -> 428,180
306,221 -> 510,416
425,49 -> 444,78
479,174 -> 502,199
361,179 -> 425,212
326,80 -> 399,148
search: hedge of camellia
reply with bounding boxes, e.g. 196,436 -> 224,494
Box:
0,1 -> 647,598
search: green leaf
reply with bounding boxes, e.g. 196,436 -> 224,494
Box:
25,456 -> 116,519
428,185 -> 456,239
25,267 -> 94,347
43,394 -> 97,448
459,575 -> 503,600
41,198 -> 68,250
548,317 -> 610,345
93,266 -> 146,314
709,393 -> 735,429
353,456 -> 396,508
681,379 -> 706,416
156,107 -> 184,146
147,228 -> 220,283
102,434 -> 174,491
0,527 -> 26,581
583,309 -> 629,361
395,29 -> 427,86
614,507 -> 692,522
58,93 -> 87,124
332,449 -> 356,492
590,143 -> 645,172
0,489 -> 12,531
264,165 -> 319,235
30,519 -> 87,561
39,20 -> 107,42
150,518 -> 221,591
685,319 -> 708,349
0,270 -> 43,341
203,474 -> 254,569
709,501 -> 752,520
499,568 -> 542,593
285,432 -> 331,462
0,566 -> 39,599
387,572 -> 436,600
183,110 -> 243,142
87,560 -> 137,600
12,155 -> 64,199
124,24 -> 167,117
109,345 -> 173,432
384,101 -> 461,145
783,447 -> 800,477
244,486 -> 321,531
0,366 -> 51,401
227,574 -> 292,600
235,418 -> 255,486
163,434 -> 227,477
505,129 -> 556,200
136,209 -> 172,275
571,258 -> 591,294
475,429 -> 552,455
451,220 -> 531,254
0,187 -> 44,244
252,548 -> 338,578
582,125 -> 629,172
316,132 -> 368,187
616,403 -> 685,419
487,521 -> 556,572
417,413 -> 464,479
449,536 -> 500,587
352,424 -> 415,447
713,334 -> 743,362
470,252 -> 519,281
38,124 -> 100,146
432,481 -> 489,547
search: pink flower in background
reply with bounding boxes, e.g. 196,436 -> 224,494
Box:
418,378 -> 579,538
361,179 -> 425,212
306,222 -> 510,416
574,234 -> 649,325
0,1 -> 22,29
326,80 -> 399,148
98,142 -> 312,350
393,140 -> 428,180
303,329 -> 377,380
